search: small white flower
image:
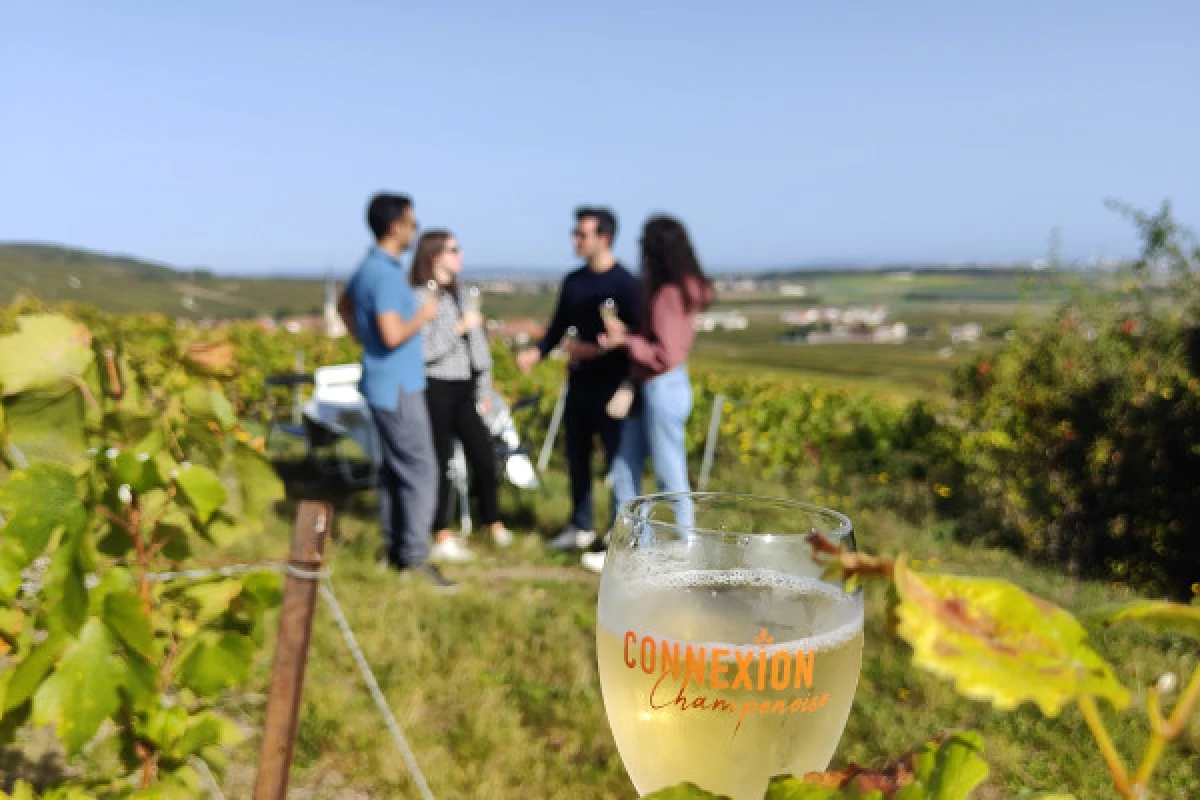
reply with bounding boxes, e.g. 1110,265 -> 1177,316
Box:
169,469 -> 179,479
84,574 -> 100,590
105,447 -> 119,460
1158,673 -> 1178,694
118,484 -> 133,505
32,557 -> 50,571
31,629 -> 48,644
180,461 -> 192,470
137,452 -> 150,462
86,448 -> 99,456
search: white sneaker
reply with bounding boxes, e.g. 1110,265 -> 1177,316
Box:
581,550 -> 607,574
491,526 -> 514,548
429,537 -> 477,563
546,526 -> 596,551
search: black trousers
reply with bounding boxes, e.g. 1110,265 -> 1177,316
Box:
425,378 -> 499,531
564,380 -> 623,532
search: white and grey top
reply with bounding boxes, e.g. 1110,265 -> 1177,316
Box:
422,285 -> 492,399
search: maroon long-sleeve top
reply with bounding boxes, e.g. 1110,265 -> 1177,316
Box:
625,277 -> 714,384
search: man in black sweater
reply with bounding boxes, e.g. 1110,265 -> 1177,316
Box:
517,207 -> 642,550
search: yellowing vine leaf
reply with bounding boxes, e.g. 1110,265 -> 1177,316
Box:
183,341 -> 235,377
892,559 -> 1128,716
0,315 -> 93,396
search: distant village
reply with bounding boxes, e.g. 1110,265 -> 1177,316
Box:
252,274 -> 988,352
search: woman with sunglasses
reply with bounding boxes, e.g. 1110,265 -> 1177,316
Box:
411,231 -> 513,562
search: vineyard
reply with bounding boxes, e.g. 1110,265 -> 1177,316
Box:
0,202 -> 1198,800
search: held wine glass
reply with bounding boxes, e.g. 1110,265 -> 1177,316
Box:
417,279 -> 439,305
596,492 -> 864,800
600,296 -> 618,324
467,285 -> 483,313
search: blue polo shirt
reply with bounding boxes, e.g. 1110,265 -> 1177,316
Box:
345,246 -> 425,410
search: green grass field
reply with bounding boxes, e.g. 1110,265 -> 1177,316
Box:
204,458 -> 1198,799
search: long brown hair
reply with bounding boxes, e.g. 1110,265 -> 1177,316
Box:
409,230 -> 454,287
640,215 -> 714,312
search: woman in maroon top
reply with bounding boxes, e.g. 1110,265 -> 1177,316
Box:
584,215 -> 715,572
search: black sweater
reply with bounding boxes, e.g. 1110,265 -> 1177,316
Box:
538,262 -> 643,387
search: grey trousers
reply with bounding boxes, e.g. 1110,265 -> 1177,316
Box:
370,390 -> 438,567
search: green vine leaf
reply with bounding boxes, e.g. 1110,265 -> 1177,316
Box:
113,450 -> 162,494
233,441 -> 284,530
1084,600 -> 1200,640
0,314 -> 93,397
208,387 -> 236,430
3,632 -> 69,713
173,464 -> 227,524
31,618 -> 125,755
102,590 -> 156,660
239,569 -> 283,608
896,733 -> 988,799
140,705 -> 189,751
180,579 -> 244,627
0,463 -> 86,565
2,390 -> 87,466
166,710 -> 241,762
41,527 -> 87,636
174,631 -> 254,694
892,559 -> 1128,716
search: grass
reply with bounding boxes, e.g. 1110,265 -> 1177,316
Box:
211,458 -> 1199,799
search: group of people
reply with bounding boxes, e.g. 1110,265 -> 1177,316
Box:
339,192 -> 714,590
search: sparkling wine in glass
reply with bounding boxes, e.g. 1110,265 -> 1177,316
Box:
596,493 -> 864,800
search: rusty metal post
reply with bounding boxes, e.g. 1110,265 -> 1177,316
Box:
253,501 -> 331,800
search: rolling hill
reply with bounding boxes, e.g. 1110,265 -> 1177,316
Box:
0,243 -> 328,319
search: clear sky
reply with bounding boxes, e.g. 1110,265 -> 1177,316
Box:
2,2 -> 1198,274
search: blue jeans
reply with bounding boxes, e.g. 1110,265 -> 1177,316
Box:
610,367 -> 695,530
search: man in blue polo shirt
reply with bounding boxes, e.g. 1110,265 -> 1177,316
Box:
338,193 -> 450,588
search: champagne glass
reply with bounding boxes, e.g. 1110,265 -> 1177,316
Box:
596,492 -> 864,800
563,326 -> 579,369
467,285 -> 483,313
418,279 -> 439,305
600,297 -> 618,326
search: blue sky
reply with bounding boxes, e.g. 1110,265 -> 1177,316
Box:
2,2 -> 1197,274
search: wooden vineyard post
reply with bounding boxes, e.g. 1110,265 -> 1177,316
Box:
253,501 -> 332,800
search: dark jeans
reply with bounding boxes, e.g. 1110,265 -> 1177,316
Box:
564,380 -> 624,532
425,377 -> 499,530
370,390 -> 438,567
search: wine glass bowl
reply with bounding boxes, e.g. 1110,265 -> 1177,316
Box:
595,492 -> 864,800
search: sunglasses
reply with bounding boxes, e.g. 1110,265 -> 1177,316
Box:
443,246 -> 460,255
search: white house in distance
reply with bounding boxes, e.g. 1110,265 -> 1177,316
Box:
779,305 -> 888,327
806,322 -> 908,344
950,323 -> 983,343
694,311 -> 749,331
